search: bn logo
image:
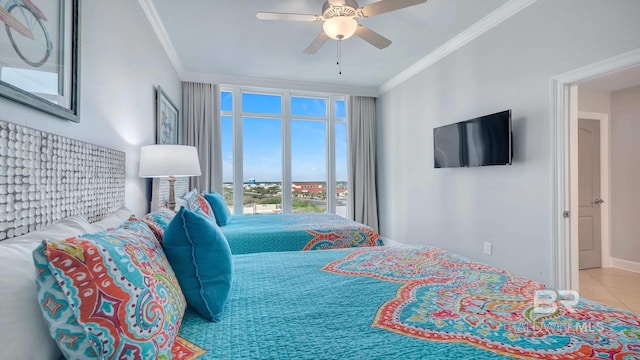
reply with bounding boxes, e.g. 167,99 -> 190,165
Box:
533,290 -> 579,314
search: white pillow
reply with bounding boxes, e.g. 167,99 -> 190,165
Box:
175,197 -> 188,210
0,215 -> 95,360
183,188 -> 199,210
89,206 -> 135,232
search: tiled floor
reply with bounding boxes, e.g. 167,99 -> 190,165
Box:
579,267 -> 640,314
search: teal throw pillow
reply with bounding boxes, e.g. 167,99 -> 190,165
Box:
204,192 -> 232,226
163,208 -> 232,322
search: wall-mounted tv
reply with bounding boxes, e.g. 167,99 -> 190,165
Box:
434,110 -> 512,168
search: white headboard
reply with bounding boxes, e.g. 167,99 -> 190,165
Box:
0,120 -> 126,241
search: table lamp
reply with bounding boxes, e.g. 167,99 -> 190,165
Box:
139,145 -> 201,211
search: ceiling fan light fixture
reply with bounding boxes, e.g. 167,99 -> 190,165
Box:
322,16 -> 358,40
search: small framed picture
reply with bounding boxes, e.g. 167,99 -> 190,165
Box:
156,86 -> 180,144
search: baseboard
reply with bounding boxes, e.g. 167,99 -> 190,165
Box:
610,257 -> 640,274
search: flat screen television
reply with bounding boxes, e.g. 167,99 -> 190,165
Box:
434,110 -> 512,168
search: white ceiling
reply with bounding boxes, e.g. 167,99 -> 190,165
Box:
148,0 -> 512,94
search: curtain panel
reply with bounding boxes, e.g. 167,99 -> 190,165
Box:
182,82 -> 222,193
347,96 -> 379,231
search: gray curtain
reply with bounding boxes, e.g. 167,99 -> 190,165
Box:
347,96 -> 379,231
182,82 -> 222,193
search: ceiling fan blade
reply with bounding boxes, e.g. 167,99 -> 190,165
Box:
256,12 -> 320,22
303,32 -> 330,54
359,0 -> 427,17
355,25 -> 392,49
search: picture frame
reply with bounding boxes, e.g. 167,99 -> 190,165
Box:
0,0 -> 81,122
156,86 -> 180,144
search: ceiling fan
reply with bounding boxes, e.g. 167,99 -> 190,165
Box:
257,0 -> 428,54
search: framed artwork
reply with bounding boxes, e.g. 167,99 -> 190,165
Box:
0,0 -> 80,122
156,86 -> 180,144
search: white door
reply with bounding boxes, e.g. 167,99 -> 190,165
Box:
578,119 -> 602,269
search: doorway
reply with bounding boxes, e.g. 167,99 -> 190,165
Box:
573,85 -> 640,313
550,48 -> 640,292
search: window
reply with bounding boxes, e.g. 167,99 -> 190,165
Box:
243,116 -> 282,214
291,119 -> 326,213
219,88 -> 348,216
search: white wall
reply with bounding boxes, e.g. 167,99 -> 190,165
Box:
376,0 -> 640,285
610,85 -> 640,264
0,0 -> 181,217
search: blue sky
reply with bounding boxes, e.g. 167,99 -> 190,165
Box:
220,92 -> 347,183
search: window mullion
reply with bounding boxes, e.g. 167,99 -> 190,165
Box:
327,97 -> 336,214
345,96 -> 351,218
282,92 -> 292,214
232,88 -> 243,215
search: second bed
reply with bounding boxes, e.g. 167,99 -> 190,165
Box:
220,213 -> 382,254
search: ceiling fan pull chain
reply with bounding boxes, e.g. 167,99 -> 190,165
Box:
337,38 -> 342,75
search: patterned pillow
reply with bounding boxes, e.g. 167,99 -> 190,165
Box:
33,220 -> 186,359
142,207 -> 177,243
193,194 -> 217,223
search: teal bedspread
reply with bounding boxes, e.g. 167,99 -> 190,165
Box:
221,213 -> 381,254
174,247 -> 640,359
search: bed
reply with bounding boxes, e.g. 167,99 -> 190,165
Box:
221,213 -> 382,254
171,246 -> 640,359
166,189 -> 383,254
1,120 -> 639,359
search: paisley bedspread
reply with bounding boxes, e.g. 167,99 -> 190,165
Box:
221,213 -> 381,254
173,246 -> 640,359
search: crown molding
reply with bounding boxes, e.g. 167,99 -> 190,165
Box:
378,0 -> 539,94
138,0 -> 185,77
181,71 -> 379,97
553,48 -> 640,84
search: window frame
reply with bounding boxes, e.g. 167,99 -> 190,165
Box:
219,86 -> 347,215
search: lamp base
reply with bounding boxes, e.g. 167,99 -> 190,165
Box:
167,176 -> 176,211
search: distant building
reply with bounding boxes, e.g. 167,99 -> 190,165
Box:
291,182 -> 347,198
292,182 -> 324,197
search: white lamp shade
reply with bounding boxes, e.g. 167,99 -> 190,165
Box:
139,145 -> 202,178
323,17 -> 358,40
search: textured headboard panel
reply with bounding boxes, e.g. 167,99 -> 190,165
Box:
0,120 -> 126,240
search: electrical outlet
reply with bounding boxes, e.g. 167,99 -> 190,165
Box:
483,242 -> 492,255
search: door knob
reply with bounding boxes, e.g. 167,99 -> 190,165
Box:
594,198 -> 604,205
